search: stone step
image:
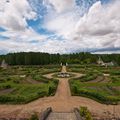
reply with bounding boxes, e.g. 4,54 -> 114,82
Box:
46,112 -> 77,120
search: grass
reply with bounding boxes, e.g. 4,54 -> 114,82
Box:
69,65 -> 120,104
0,65 -> 59,104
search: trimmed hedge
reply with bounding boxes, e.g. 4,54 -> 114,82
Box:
71,85 -> 119,104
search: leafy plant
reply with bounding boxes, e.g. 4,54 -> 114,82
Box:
79,107 -> 92,120
30,113 -> 39,120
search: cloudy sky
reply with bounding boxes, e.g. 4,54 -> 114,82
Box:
0,0 -> 120,54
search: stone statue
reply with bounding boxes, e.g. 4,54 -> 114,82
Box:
1,59 -> 8,69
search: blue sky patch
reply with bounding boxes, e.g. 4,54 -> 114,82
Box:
0,35 -> 9,41
0,27 -> 6,32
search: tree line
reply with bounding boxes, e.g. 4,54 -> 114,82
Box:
0,52 -> 120,65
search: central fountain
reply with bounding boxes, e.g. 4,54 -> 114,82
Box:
57,72 -> 70,78
57,63 -> 70,78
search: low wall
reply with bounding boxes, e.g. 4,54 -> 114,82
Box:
39,107 -> 52,120
74,108 -> 84,120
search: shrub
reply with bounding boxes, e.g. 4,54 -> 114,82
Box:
80,73 -> 97,82
37,91 -> 47,97
79,107 -> 92,120
32,75 -> 49,83
111,76 -> 120,83
76,89 -> 119,104
80,107 -> 88,117
48,86 -> 53,95
48,84 -> 58,96
30,113 -> 39,120
0,95 -> 26,104
13,79 -> 20,84
4,85 -> 11,89
110,71 -> 120,75
6,77 -> 11,81
73,86 -> 78,94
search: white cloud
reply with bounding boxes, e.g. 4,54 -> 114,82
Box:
47,0 -> 75,13
72,0 -> 120,48
0,0 -> 36,31
44,0 -> 120,52
38,39 -> 81,53
0,30 -> 47,53
44,11 -> 79,38
0,0 -> 47,54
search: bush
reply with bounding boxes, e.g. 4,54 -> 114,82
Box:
4,85 -> 11,89
13,79 -> 20,84
110,71 -> 120,75
80,73 -> 97,82
6,77 -> 11,81
48,86 -> 53,95
30,113 -> 39,120
75,89 -> 119,104
0,95 -> 26,104
32,75 -> 49,83
80,107 -> 88,117
73,86 -> 78,94
111,76 -> 120,83
37,91 -> 47,97
48,84 -> 57,96
79,107 -> 92,120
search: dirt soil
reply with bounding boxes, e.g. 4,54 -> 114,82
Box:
0,66 -> 120,119
0,88 -> 14,95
